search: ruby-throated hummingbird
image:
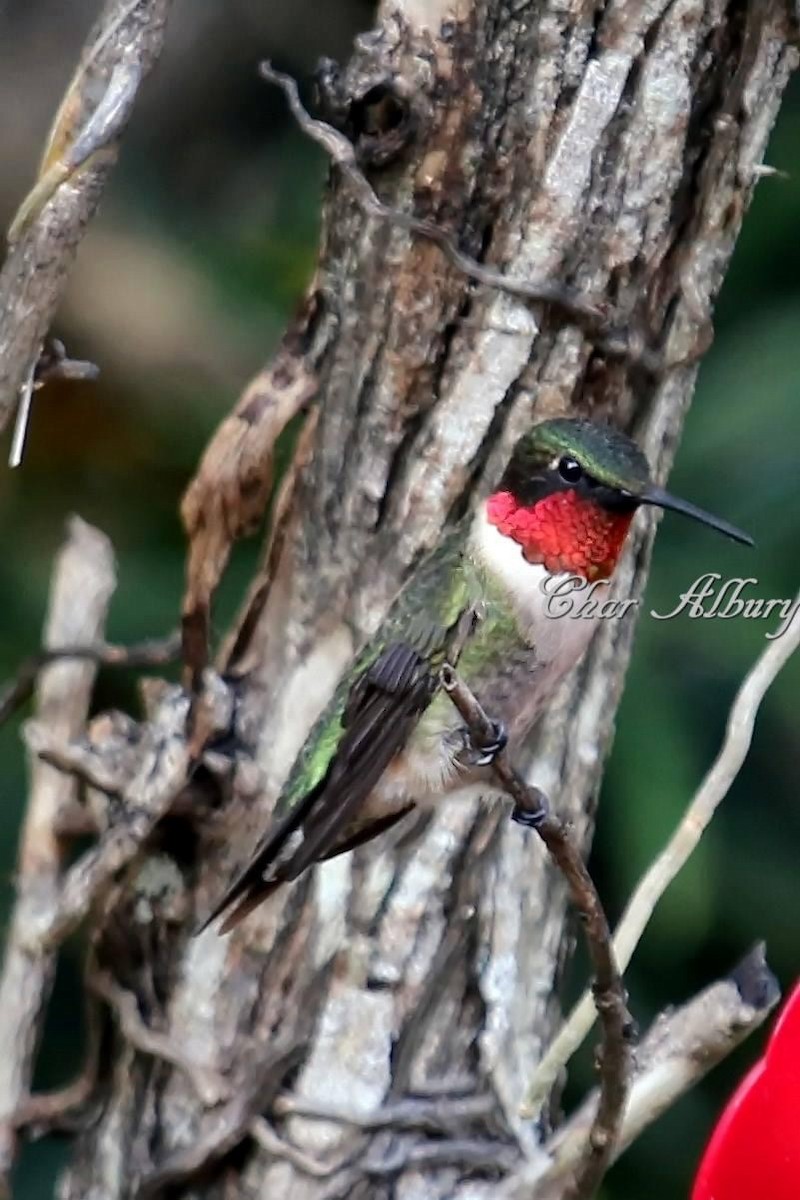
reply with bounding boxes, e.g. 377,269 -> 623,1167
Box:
203,418 -> 752,933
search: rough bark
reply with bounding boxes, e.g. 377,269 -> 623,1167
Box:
49,2 -> 796,1199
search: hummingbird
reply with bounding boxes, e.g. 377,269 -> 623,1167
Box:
202,417 -> 752,933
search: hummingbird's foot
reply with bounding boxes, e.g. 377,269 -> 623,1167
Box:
457,719 -> 508,767
511,790 -> 549,828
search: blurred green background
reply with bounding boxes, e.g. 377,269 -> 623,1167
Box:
0,3 -> 797,1197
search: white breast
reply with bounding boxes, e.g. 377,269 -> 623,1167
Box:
469,507 -> 601,676
370,511 -> 609,815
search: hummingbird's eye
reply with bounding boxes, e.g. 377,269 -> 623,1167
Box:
558,457 -> 583,484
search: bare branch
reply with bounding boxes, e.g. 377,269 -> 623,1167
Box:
0,631 -> 180,726
273,1092 -> 495,1132
0,518 -> 116,1187
89,970 -> 230,1107
525,599 -> 800,1116
24,728 -> 125,799
28,687 -> 192,953
440,665 -> 631,1200
250,1117 -> 353,1179
501,945 -> 779,1199
135,1040 -> 301,1199
259,63 -> 669,374
11,986 -> 105,1140
0,0 -> 174,435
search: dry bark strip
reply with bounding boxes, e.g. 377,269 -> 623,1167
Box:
180,321 -> 320,687
0,0 -> 173,434
8,3 -> 794,1200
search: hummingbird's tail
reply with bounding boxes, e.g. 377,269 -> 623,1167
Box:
194,783 -> 323,935
197,641 -> 436,934
196,877 -> 282,936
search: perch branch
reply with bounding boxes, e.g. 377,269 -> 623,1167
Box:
525,597 -> 800,1117
0,0 -> 174,436
0,518 -> 116,1188
440,664 -> 631,1200
501,944 -> 779,1198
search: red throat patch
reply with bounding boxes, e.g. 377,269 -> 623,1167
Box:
486,489 -> 634,581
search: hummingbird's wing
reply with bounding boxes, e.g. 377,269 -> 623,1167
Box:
200,529 -> 477,934
201,644 -> 441,933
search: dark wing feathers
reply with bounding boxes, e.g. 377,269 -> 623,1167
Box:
199,642 -> 436,934
316,804 -> 415,862
362,642 -> 429,695
196,778 -> 324,934
290,680 -> 429,870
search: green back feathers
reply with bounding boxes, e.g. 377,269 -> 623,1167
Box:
278,526 -> 473,814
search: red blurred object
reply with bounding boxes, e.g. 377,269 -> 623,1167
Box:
692,981 -> 800,1200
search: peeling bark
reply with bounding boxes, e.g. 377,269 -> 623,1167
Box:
53,3 -> 796,1199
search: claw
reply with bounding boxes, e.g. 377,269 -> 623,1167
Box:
456,719 -> 508,768
472,719 -> 508,765
511,792 -> 548,828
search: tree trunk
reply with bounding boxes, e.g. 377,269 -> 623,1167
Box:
59,3 -> 796,1198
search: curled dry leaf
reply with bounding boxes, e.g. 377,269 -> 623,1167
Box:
180,345 -> 317,687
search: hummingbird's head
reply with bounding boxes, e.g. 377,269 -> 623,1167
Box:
486,417 -> 752,581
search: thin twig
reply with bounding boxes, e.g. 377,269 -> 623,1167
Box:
363,1136 -> 518,1177
27,686 -> 193,953
500,945 -> 779,1199
11,982 -> 105,1140
273,1091 -> 494,1131
440,664 -> 631,1200
25,731 -> 126,800
0,0 -> 174,435
89,971 -> 230,1107
135,1041 -> 300,1199
259,63 -> 666,373
524,599 -> 800,1117
0,631 -> 180,726
250,1116 -> 354,1179
79,966 -> 354,1189
8,339 -> 100,468
0,519 -> 116,1188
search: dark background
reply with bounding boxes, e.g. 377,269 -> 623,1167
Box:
0,3 -> 798,1197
